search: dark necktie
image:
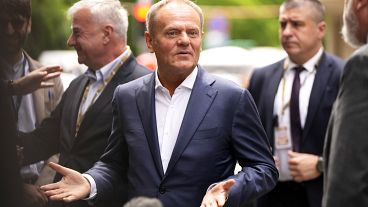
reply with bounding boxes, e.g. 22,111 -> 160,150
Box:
290,66 -> 304,152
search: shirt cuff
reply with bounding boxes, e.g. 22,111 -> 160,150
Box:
82,174 -> 97,200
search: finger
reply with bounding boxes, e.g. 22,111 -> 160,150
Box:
288,150 -> 301,158
40,182 -> 62,191
48,162 -> 73,176
43,71 -> 62,81
289,170 -> 299,177
49,191 -> 73,202
63,195 -> 79,203
42,65 -> 63,73
288,157 -> 298,165
43,187 -> 65,197
293,176 -> 303,182
40,82 -> 55,88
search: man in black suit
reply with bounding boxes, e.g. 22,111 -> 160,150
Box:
17,0 -> 150,207
248,1 -> 344,207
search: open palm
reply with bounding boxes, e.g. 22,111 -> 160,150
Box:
40,162 -> 91,202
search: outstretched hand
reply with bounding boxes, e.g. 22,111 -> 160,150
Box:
200,179 -> 236,207
40,162 -> 91,202
13,65 -> 62,95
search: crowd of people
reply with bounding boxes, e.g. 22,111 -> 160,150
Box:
0,0 -> 367,207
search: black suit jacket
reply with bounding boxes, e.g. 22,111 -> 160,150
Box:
248,52 -> 344,207
0,80 -> 24,207
19,55 -> 150,207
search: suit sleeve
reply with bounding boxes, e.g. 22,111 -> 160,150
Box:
323,52 -> 368,207
226,89 -> 278,206
85,86 -> 128,202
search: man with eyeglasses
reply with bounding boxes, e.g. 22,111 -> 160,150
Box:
0,0 -> 63,206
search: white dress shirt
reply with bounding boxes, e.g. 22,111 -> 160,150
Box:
155,67 -> 197,173
273,48 -> 323,181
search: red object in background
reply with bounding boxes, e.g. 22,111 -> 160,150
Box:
133,3 -> 150,23
136,52 -> 157,71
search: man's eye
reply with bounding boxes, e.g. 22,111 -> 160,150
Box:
188,30 -> 199,38
292,21 -> 303,28
279,22 -> 286,29
167,31 -> 178,37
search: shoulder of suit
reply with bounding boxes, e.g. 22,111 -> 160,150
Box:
251,59 -> 284,78
323,52 -> 345,68
351,44 -> 368,58
24,51 -> 43,71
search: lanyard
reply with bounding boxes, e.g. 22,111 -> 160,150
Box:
75,52 -> 130,136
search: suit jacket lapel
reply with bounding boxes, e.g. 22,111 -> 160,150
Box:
303,53 -> 332,140
136,74 -> 164,178
265,62 -> 284,147
78,55 -> 135,135
25,52 -> 46,125
71,76 -> 89,139
164,66 -> 217,177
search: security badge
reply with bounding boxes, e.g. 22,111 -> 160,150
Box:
274,125 -> 292,149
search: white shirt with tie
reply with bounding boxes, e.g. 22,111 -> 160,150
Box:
273,48 -> 323,181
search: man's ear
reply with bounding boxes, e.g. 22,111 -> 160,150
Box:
144,31 -> 155,53
102,25 -> 113,44
356,0 -> 368,11
317,21 -> 326,39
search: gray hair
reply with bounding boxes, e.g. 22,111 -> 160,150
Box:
145,0 -> 204,36
68,0 -> 128,43
123,197 -> 163,207
280,0 -> 326,23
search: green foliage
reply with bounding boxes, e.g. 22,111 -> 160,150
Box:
230,18 -> 280,47
24,0 -> 70,58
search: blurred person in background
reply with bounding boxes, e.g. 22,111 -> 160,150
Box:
248,0 -> 344,207
0,0 -> 63,206
37,0 -> 277,207
0,72 -> 61,207
323,0 -> 368,206
16,0 -> 150,207
123,197 -> 162,207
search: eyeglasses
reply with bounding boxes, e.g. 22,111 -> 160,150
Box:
0,16 -> 27,31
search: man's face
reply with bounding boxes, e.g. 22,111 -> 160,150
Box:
341,0 -> 364,48
67,8 -> 106,70
279,5 -> 325,64
0,14 -> 31,55
145,2 -> 203,76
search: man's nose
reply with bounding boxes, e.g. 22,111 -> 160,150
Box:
281,23 -> 293,36
67,35 -> 75,47
177,32 -> 190,46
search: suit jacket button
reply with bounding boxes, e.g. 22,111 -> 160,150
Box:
159,186 -> 166,194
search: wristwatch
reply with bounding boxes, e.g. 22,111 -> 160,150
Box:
316,156 -> 324,173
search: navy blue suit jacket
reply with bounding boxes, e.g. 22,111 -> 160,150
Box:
87,66 -> 278,207
248,52 -> 344,207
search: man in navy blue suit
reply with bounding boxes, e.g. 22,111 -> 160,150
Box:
248,1 -> 344,207
39,1 -> 278,207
